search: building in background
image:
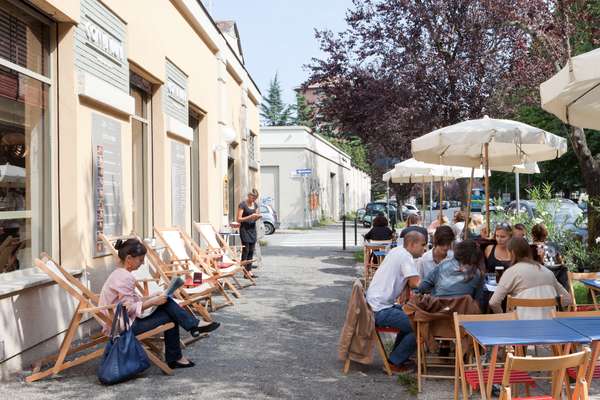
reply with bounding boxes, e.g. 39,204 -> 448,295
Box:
0,0 -> 260,377
260,126 -> 371,228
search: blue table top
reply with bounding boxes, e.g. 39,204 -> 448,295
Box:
373,250 -> 387,257
461,319 -> 591,346
555,317 -> 600,341
581,279 -> 600,290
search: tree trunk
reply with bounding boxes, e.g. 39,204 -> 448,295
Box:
568,126 -> 600,248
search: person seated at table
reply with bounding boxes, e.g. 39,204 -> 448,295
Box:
531,223 -> 563,264
416,225 -> 455,279
417,240 -> 484,301
513,223 -> 527,240
451,211 -> 466,240
99,238 -> 220,369
465,214 -> 484,239
364,213 -> 396,242
488,237 -> 571,319
427,215 -> 449,235
366,230 -> 427,373
484,222 -> 512,273
400,214 -> 428,244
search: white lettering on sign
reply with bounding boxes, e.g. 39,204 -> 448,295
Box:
83,20 -> 124,63
166,80 -> 187,106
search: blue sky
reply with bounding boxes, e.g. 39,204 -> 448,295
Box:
209,0 -> 354,105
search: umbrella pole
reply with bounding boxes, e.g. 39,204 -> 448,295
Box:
464,168 -> 474,240
439,176 -> 444,222
515,172 -> 520,211
429,180 -> 433,226
422,176 -> 426,227
484,143 -> 491,238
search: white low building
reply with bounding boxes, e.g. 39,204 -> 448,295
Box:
260,126 -> 371,228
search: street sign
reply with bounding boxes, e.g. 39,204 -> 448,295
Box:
295,168 -> 312,176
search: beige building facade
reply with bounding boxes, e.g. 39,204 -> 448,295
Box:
0,0 -> 260,378
260,126 -> 371,228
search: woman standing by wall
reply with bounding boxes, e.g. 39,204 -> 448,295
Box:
237,189 -> 261,278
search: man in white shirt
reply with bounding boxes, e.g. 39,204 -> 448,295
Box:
417,225 -> 455,279
366,230 -> 427,372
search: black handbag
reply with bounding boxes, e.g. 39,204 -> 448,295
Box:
97,303 -> 151,385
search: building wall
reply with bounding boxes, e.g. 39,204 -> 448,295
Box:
260,126 -> 371,228
0,0 -> 260,378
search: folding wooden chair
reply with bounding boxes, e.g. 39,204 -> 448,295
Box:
363,241 -> 390,287
506,295 -> 561,321
26,255 -> 174,382
100,233 -> 216,321
568,272 -> 600,311
453,311 -> 536,400
499,348 -> 591,400
153,227 -> 240,304
193,222 -> 256,285
552,310 -> 600,385
415,318 -> 457,392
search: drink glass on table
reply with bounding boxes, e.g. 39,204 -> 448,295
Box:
495,266 -> 505,283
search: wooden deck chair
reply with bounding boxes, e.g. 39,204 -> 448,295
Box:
26,255 -> 174,382
152,227 -> 239,305
453,311 -> 536,400
100,233 -> 215,322
568,272 -> 600,311
193,222 -> 256,284
551,310 -> 600,385
499,348 -> 591,400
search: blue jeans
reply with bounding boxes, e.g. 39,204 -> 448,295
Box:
374,305 -> 416,366
131,297 -> 199,363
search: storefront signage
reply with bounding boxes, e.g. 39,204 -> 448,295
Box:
164,60 -> 189,124
75,0 -> 129,94
92,113 -> 123,256
82,20 -> 124,63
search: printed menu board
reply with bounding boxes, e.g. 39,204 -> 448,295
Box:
171,141 -> 187,229
92,113 -> 123,256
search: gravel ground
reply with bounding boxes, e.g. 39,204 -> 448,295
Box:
1,224 -> 599,399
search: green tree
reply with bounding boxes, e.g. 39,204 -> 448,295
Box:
292,92 -> 315,128
260,73 -> 292,126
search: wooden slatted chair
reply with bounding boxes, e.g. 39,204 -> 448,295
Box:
154,226 -> 245,298
363,241 -> 391,287
193,222 -> 256,285
568,272 -> 600,311
506,295 -> 561,320
100,233 -> 216,321
551,310 -> 600,384
26,255 -> 174,382
453,312 -> 536,400
499,348 -> 591,400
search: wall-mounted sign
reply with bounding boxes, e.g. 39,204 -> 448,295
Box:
171,141 -> 188,228
164,60 -> 189,124
81,20 -> 124,63
75,0 -> 129,93
92,113 -> 123,256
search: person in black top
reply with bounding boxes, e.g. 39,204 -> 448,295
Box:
484,222 -> 513,272
364,214 -> 395,241
237,189 -> 261,278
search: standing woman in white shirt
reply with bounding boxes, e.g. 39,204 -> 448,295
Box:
366,231 -> 427,373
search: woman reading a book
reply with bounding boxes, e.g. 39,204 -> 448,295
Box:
99,238 -> 220,369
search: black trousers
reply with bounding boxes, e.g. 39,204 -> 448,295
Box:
241,241 -> 256,271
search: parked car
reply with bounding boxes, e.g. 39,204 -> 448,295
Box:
363,202 -> 399,228
260,204 -> 280,235
403,204 -> 420,216
356,208 -> 366,222
506,199 -> 588,242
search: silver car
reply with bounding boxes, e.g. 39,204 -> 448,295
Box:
260,204 -> 280,235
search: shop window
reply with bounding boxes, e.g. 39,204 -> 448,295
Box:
130,73 -> 152,237
171,140 -> 190,230
0,0 -> 52,274
248,132 -> 256,163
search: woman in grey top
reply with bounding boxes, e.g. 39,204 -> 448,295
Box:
417,240 -> 484,302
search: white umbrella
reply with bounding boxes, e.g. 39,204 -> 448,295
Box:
540,47 -> 600,130
412,117 -> 566,235
0,163 -> 26,184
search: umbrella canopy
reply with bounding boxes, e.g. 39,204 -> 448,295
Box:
0,163 -> 26,184
540,47 -> 600,130
493,162 -> 540,174
411,116 -> 567,168
382,158 -> 484,183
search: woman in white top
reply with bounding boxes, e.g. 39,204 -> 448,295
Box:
489,237 -> 571,319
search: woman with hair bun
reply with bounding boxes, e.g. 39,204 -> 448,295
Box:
99,238 -> 220,369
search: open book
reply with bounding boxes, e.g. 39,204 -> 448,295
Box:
140,276 -> 185,318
